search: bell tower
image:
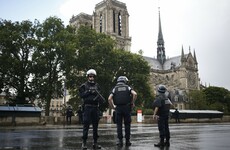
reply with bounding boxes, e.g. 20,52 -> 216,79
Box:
93,0 -> 131,51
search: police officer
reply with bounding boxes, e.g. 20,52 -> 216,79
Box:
66,105 -> 73,125
108,76 -> 137,147
153,85 -> 173,147
174,108 -> 180,123
79,69 -> 102,150
77,105 -> 83,124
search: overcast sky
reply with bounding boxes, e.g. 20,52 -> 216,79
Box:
1,0 -> 230,90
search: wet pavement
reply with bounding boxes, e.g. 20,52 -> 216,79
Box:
0,123 -> 230,150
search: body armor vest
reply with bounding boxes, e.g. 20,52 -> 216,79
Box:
113,84 -> 131,105
83,82 -> 99,105
156,94 -> 171,116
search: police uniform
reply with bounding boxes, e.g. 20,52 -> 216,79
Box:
66,106 -> 73,124
110,82 -> 132,146
153,91 -> 172,147
79,81 -> 101,147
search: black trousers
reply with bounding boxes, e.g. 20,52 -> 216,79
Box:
157,115 -> 170,141
66,116 -> 71,124
115,105 -> 131,140
82,106 -> 99,143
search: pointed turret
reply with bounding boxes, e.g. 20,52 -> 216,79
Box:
181,45 -> 185,62
193,49 -> 197,64
157,7 -> 166,65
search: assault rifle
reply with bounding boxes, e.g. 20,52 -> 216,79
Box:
93,89 -> 106,104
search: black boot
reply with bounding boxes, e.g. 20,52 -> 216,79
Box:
116,139 -> 123,147
82,141 -> 87,150
154,140 -> 164,147
93,143 -> 101,149
164,141 -> 170,147
126,139 -> 132,147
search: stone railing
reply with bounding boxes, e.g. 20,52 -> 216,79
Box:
1,115 -> 230,126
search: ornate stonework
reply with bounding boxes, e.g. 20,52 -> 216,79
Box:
69,0 -> 131,51
69,0 -> 200,109
143,8 -> 200,109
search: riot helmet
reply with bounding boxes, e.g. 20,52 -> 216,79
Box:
86,69 -> 97,76
117,76 -> 128,83
86,69 -> 96,83
158,85 -> 167,93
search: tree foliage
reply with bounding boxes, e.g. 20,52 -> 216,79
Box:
189,86 -> 230,113
203,86 -> 230,112
31,17 -> 77,116
0,19 -> 155,115
0,19 -> 37,103
68,26 -> 154,112
188,90 -> 207,110
0,17 -> 77,116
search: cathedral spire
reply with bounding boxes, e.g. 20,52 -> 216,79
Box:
193,49 -> 197,64
157,7 -> 166,65
157,8 -> 164,45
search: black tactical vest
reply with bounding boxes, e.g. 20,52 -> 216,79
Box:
113,83 -> 131,105
82,82 -> 99,105
157,94 -> 171,116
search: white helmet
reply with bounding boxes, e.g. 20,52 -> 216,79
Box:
117,76 -> 128,83
86,69 -> 97,76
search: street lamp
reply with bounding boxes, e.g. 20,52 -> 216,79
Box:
62,76 -> 66,106
62,76 -> 67,126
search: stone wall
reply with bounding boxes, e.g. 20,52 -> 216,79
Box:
0,116 -> 41,126
1,115 -> 229,126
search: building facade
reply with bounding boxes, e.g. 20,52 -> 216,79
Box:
69,0 -> 131,51
69,0 -> 200,110
143,11 -> 200,110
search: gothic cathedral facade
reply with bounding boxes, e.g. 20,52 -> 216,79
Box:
69,0 -> 131,51
143,11 -> 200,109
69,0 -> 200,110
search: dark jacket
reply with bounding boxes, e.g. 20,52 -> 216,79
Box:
153,93 -> 172,116
79,81 -> 101,105
66,107 -> 73,117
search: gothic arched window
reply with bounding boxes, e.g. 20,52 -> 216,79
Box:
100,14 -> 103,33
118,12 -> 122,36
113,10 -> 116,33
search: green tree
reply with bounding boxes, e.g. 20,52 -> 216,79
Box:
0,19 -> 37,104
111,49 -> 153,109
31,17 -> 77,116
68,26 -> 154,112
188,90 -> 207,110
203,86 -> 230,112
67,26 -> 117,112
138,49 -> 143,55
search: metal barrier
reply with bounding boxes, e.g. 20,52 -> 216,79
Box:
170,109 -> 224,119
0,105 -> 42,126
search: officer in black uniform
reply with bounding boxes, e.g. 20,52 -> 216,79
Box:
153,85 -> 173,147
66,105 -> 73,125
79,69 -> 102,150
108,76 -> 137,147
174,108 -> 180,123
77,105 -> 83,124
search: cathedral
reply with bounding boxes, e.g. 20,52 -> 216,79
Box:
69,0 -> 200,110
144,10 -> 200,109
69,0 -> 131,51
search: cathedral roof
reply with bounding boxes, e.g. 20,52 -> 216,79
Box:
143,54 -> 188,70
144,56 -> 162,70
95,0 -> 127,9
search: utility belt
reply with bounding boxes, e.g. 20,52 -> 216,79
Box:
116,103 -> 130,106
84,104 -> 98,107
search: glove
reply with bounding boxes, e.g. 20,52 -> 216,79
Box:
89,89 -> 96,94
